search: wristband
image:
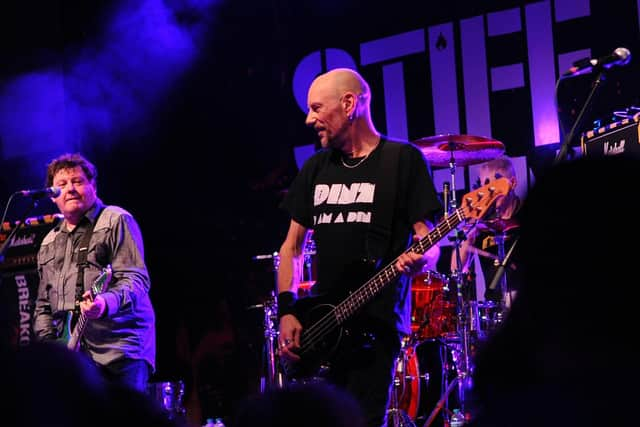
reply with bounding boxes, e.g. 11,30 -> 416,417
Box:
277,291 -> 297,319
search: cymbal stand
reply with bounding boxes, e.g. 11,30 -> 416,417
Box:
486,233 -> 519,328
444,145 -> 473,419
261,290 -> 285,392
493,232 -> 511,309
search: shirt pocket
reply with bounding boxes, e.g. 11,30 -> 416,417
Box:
89,226 -> 113,268
37,243 -> 58,305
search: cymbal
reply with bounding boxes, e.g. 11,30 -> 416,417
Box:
412,134 -> 505,167
476,217 -> 520,235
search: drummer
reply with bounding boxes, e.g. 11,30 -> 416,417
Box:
450,156 -> 522,306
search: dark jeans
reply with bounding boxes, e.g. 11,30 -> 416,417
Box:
99,358 -> 151,394
327,329 -> 402,427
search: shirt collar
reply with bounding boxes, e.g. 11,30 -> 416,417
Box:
60,198 -> 105,233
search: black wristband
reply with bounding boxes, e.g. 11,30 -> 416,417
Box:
277,291 -> 297,319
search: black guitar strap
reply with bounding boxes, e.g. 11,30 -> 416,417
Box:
366,139 -> 402,262
74,207 -> 104,307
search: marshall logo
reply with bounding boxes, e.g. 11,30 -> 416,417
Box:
582,115 -> 640,159
604,140 -> 626,155
7,233 -> 36,248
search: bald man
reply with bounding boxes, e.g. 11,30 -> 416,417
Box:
276,68 -> 442,427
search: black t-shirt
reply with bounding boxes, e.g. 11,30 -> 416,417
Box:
281,137 -> 442,335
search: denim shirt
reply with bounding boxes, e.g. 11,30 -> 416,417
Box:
33,199 -> 156,371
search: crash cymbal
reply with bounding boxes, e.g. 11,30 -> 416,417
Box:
412,134 -> 505,167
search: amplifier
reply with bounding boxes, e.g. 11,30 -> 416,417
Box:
0,213 -> 62,271
581,112 -> 640,157
0,213 -> 61,347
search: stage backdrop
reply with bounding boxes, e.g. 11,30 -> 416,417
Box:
1,0 -> 640,421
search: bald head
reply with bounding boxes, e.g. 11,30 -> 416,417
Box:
305,68 -> 378,150
309,68 -> 371,107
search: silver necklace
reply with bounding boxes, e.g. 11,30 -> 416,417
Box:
340,154 -> 369,169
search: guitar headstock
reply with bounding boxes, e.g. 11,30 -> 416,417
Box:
459,177 -> 511,222
91,264 -> 113,297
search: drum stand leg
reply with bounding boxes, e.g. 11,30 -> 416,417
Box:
420,377 -> 458,427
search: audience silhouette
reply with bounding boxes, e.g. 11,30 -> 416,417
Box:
230,381 -> 366,427
468,154 -> 640,426
1,341 -> 182,427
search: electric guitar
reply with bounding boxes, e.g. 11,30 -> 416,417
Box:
60,264 -> 113,352
280,178 -> 510,380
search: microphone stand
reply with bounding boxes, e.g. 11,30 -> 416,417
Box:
555,68 -> 607,165
484,67 -> 608,306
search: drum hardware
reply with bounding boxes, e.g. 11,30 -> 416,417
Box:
259,292 -> 284,392
250,230 -> 318,393
250,249 -> 284,392
388,338 -> 431,427
388,345 -> 419,427
443,141 -> 473,419
420,377 -> 459,427
246,293 -> 285,392
147,380 -> 186,421
410,134 -> 505,423
486,235 -> 519,312
298,230 -> 317,297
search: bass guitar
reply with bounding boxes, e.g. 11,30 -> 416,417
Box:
280,178 -> 510,380
60,264 -> 113,351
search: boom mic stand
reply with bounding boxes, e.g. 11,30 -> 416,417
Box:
484,68 -> 608,298
555,68 -> 607,165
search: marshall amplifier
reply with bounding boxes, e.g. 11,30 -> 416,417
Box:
0,213 -> 62,347
581,112 -> 640,158
0,213 -> 62,271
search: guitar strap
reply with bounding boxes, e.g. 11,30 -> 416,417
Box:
365,139 -> 402,262
74,207 -> 105,308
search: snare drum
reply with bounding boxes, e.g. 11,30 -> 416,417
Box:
411,271 -> 456,340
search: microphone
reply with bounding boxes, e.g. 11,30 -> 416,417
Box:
563,47 -> 631,77
16,186 -> 61,199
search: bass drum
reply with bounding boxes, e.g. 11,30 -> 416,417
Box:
389,341 -> 421,421
392,339 -> 461,427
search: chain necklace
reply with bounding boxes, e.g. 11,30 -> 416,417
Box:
340,154 -> 369,169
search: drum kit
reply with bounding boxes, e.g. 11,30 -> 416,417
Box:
388,134 -> 516,427
251,134 -> 516,427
